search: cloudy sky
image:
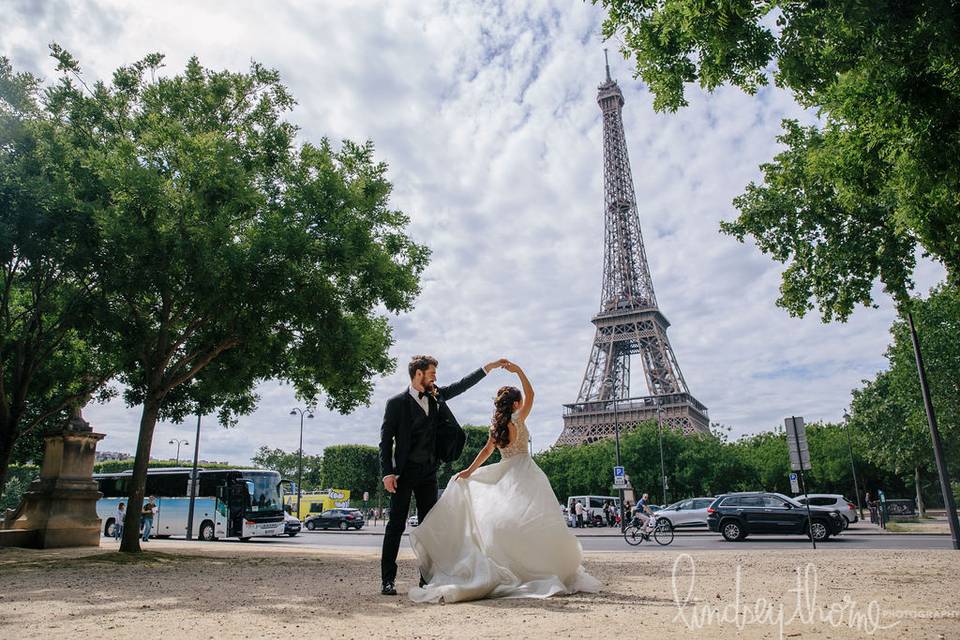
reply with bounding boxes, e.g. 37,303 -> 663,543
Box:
2,1 -> 944,465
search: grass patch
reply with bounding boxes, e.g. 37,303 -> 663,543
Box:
885,521 -> 950,533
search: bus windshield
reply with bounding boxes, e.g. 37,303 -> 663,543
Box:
243,471 -> 282,513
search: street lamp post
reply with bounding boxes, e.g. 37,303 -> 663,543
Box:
186,414 -> 202,540
169,438 -> 189,466
656,398 -> 668,505
842,410 -> 864,519
289,407 -> 314,519
603,375 -> 625,531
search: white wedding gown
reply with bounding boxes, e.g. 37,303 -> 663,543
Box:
408,416 -> 601,603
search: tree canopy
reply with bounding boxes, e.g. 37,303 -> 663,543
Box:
849,284 -> 960,507
38,48 -> 429,551
597,0 -> 960,320
251,446 -> 323,492
0,56 -> 115,491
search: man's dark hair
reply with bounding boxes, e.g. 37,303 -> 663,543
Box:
408,355 -> 438,379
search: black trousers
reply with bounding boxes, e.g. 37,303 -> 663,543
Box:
381,461 -> 438,584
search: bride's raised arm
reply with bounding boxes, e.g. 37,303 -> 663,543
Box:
506,361 -> 534,420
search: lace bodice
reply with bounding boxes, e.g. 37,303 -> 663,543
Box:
498,415 -> 530,459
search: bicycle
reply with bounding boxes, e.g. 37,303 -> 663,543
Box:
623,514 -> 674,546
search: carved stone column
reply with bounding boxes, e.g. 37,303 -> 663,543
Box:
0,410 -> 105,548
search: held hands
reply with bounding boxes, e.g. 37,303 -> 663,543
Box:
383,475 -> 398,494
484,358 -> 521,373
483,358 -> 510,373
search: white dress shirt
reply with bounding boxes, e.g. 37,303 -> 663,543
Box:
409,385 -> 430,415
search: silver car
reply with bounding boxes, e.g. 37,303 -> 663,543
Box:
654,497 -> 714,529
795,494 -> 858,526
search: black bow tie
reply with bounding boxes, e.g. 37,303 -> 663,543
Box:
418,390 -> 428,399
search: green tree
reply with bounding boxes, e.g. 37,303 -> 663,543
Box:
0,463 -> 38,512
92,459 -> 244,473
0,57 -> 115,490
251,446 -> 323,491
597,0 -> 959,318
438,425 -> 501,488
321,444 -> 380,504
849,285 -> 960,512
44,48 -> 429,552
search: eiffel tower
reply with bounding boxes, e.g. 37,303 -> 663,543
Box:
556,55 -> 710,446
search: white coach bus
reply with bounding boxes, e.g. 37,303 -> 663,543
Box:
94,468 -> 286,541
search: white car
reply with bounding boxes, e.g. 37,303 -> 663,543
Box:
794,494 -> 858,526
407,514 -> 419,527
653,497 -> 714,529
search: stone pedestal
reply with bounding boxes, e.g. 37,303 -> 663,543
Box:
0,412 -> 105,548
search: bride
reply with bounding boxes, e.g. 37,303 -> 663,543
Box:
408,360 -> 601,603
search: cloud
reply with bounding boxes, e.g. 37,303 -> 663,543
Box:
1,1 -> 945,467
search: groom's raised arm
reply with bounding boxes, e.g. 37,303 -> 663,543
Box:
438,367 -> 488,401
379,398 -> 399,478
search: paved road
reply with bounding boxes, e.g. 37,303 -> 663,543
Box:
220,529 -> 954,551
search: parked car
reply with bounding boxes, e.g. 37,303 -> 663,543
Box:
794,494 -> 858,526
707,492 -> 845,542
654,497 -> 715,529
407,514 -> 419,527
283,510 -> 302,536
304,508 -> 365,531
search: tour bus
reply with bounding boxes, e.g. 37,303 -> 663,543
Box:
567,495 -> 622,524
94,468 -> 286,541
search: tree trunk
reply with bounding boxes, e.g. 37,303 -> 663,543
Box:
119,397 -> 161,553
0,424 -> 15,500
915,466 -> 926,518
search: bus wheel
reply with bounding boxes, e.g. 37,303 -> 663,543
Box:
199,521 -> 215,541
104,518 -> 115,537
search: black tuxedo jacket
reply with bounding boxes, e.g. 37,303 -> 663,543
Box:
379,368 -> 486,477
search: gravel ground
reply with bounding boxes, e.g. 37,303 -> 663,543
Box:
0,541 -> 958,639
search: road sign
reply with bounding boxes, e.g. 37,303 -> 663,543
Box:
789,472 -> 800,494
363,491 -> 369,502
785,416 -> 811,471
613,465 -> 626,487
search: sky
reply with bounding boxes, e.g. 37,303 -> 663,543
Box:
1,0 -> 945,465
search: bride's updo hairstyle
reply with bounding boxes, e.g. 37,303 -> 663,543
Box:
491,386 -> 522,448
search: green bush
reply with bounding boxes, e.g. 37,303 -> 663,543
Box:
1,464 -> 40,512
92,459 -> 246,474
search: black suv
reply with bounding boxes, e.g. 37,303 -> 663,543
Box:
707,492 -> 844,542
304,508 -> 365,531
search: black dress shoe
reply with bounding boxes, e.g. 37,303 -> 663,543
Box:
381,582 -> 397,596
419,575 -> 427,588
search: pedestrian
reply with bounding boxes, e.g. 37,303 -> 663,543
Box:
574,501 -> 584,528
141,496 -> 157,542
866,491 -> 879,524
114,502 -> 125,540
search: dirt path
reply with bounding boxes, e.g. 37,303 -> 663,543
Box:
0,541 -> 958,639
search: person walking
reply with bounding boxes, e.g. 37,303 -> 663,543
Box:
141,497 -> 157,542
574,500 -> 584,528
114,502 -> 125,541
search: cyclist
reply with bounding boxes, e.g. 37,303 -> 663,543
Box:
632,493 -> 655,539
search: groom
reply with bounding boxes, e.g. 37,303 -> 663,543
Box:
379,354 -> 506,595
